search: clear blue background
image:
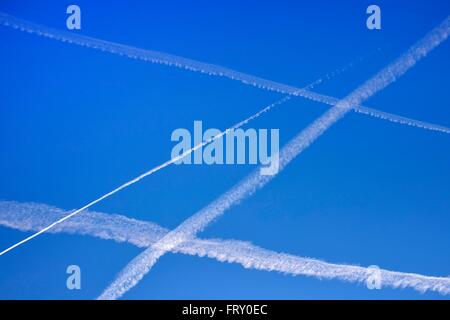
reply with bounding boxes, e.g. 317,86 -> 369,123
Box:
0,0 -> 449,299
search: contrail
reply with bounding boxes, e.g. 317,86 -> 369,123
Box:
0,41 -> 362,256
98,16 -> 450,300
1,200 -> 449,295
356,106 -> 450,133
1,12 -> 448,134
0,13 -> 447,255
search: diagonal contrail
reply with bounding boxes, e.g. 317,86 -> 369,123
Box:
0,12 -> 449,134
1,200 -> 449,295
1,13 -> 449,258
98,16 -> 450,300
0,42 -> 369,257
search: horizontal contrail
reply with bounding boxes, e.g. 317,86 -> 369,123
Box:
1,200 -> 449,295
0,12 -> 448,134
98,16 -> 450,300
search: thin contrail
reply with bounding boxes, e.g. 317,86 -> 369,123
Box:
0,41 -> 364,257
98,16 -> 450,300
1,12 -> 449,134
1,200 -> 449,295
0,109 -> 238,256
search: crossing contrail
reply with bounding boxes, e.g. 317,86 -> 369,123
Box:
1,12 -> 448,256
1,12 -> 449,134
0,38 -> 366,257
1,200 -> 449,295
0,12 -> 448,256
98,16 -> 450,300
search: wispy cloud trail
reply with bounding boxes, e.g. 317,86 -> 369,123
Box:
1,12 -> 448,134
98,16 -> 450,300
1,200 -> 449,295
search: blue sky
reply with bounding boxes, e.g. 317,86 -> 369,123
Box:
0,0 -> 449,299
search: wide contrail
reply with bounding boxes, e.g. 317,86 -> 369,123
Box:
1,12 -> 449,134
1,200 -> 449,295
98,16 -> 450,300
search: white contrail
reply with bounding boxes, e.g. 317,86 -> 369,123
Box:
98,16 -> 450,300
1,12 -> 448,134
0,41 -> 359,257
356,106 -> 450,133
0,12 -> 447,255
1,200 -> 449,295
